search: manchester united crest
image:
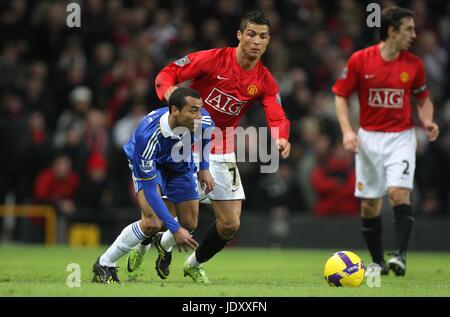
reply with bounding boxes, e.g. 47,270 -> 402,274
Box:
400,71 -> 410,83
247,84 -> 258,96
357,182 -> 364,191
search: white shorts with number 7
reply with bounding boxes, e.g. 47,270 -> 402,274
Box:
194,153 -> 246,203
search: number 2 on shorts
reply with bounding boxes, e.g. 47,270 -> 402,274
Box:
402,160 -> 410,175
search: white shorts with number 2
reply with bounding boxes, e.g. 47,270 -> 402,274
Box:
355,128 -> 417,199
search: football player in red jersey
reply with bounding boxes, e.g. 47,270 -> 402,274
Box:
333,7 -> 439,276
127,11 -> 291,283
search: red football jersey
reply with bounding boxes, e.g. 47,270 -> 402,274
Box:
155,47 -> 290,154
332,44 -> 429,132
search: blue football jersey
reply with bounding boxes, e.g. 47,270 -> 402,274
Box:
124,107 -> 214,181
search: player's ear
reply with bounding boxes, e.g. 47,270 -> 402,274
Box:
170,105 -> 179,117
387,25 -> 397,39
237,30 -> 242,42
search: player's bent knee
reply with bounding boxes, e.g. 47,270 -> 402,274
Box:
175,200 -> 199,231
218,219 -> 240,238
180,218 -> 198,232
140,216 -> 163,235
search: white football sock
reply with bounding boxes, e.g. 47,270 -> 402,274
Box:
187,252 -> 201,268
100,221 -> 149,267
160,229 -> 175,252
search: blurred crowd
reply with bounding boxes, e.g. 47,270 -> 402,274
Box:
0,0 -> 449,235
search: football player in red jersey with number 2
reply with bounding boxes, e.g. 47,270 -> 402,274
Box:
333,7 -> 439,276
127,11 -> 291,283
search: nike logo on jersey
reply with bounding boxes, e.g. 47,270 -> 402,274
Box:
217,75 -> 228,80
364,74 -> 376,79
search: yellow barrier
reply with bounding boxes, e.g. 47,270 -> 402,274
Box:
0,205 -> 57,245
69,223 -> 100,247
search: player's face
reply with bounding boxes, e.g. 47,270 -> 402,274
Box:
176,96 -> 203,132
237,23 -> 270,60
393,17 -> 416,51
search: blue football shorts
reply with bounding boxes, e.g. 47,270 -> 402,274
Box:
129,161 -> 199,204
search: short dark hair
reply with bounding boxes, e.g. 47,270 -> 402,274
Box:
168,87 -> 201,112
379,7 -> 414,41
239,10 -> 270,32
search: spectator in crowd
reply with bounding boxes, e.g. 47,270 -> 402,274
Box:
416,29 -> 448,101
0,91 -> 28,204
24,111 -> 52,199
0,42 -> 23,89
112,103 -> 147,149
21,61 -> 56,130
310,134 -> 359,216
83,108 -> 109,155
33,153 -> 79,242
54,86 -> 92,148
89,42 -> 115,108
77,152 -> 110,213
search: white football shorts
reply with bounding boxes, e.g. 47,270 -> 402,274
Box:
355,128 -> 417,198
194,152 -> 246,203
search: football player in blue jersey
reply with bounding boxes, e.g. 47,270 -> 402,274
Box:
92,87 -> 214,284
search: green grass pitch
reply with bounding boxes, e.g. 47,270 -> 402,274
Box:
0,245 -> 449,297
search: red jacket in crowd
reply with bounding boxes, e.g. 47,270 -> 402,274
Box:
311,157 -> 359,216
34,168 -> 79,203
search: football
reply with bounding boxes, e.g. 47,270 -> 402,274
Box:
324,251 -> 365,287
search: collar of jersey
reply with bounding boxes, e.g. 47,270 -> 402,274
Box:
159,111 -> 182,140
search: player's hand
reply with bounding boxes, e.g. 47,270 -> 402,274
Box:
424,121 -> 439,142
276,138 -> 291,159
198,170 -> 215,194
342,130 -> 359,153
164,86 -> 178,102
173,227 -> 199,252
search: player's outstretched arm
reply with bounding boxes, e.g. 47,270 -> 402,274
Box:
155,50 -> 212,102
141,178 -> 181,233
417,97 -> 439,142
335,95 -> 359,153
141,180 -> 198,251
155,70 -> 177,101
